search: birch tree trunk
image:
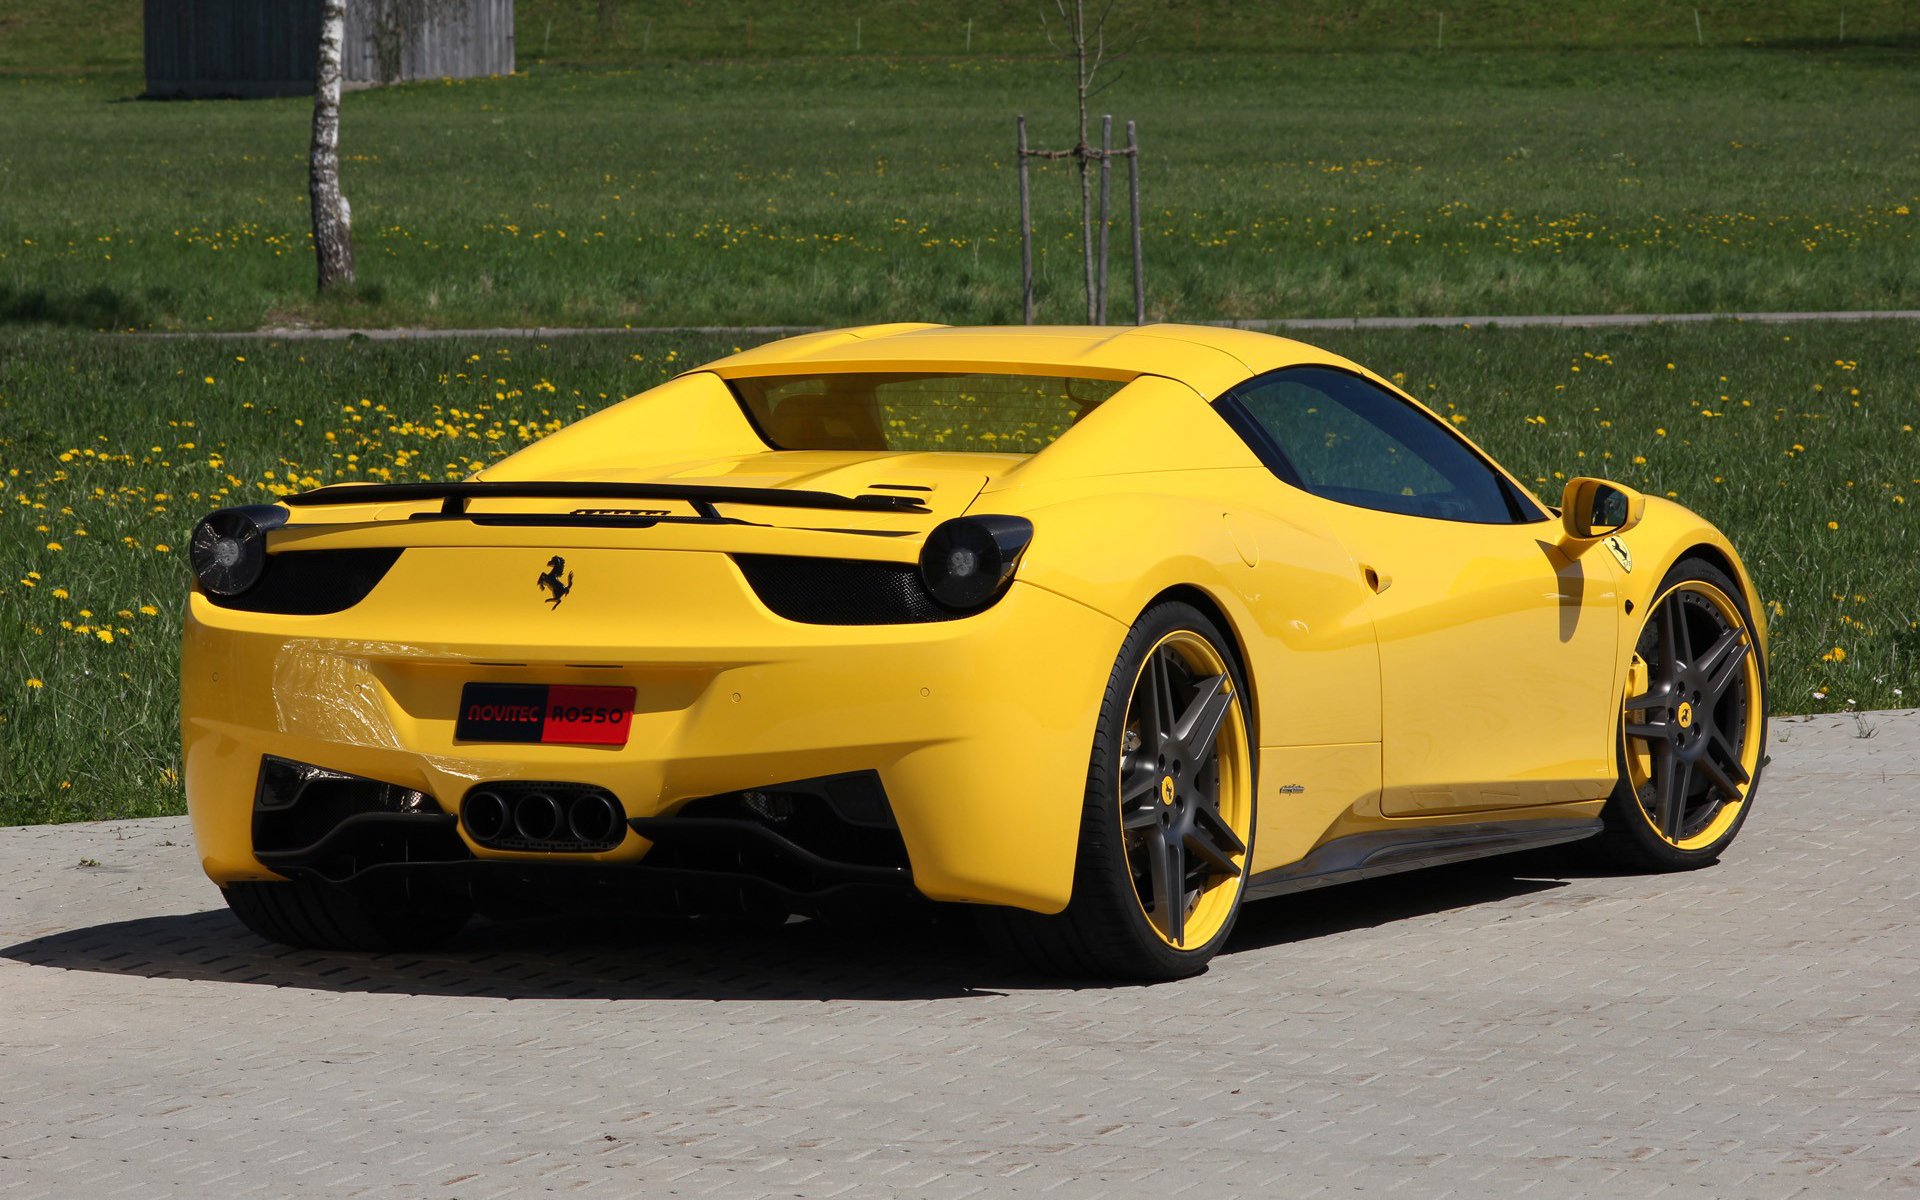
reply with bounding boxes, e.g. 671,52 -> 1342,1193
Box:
310,0 -> 355,291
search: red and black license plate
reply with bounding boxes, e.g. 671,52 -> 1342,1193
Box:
454,683 -> 636,747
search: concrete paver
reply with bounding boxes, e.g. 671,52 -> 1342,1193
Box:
2,710 -> 1916,1197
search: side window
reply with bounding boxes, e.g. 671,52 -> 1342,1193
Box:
1227,367 -> 1535,524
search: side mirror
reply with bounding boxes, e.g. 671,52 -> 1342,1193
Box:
1560,477 -> 1645,542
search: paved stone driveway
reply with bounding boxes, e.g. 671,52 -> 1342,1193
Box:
2,711 -> 1916,1198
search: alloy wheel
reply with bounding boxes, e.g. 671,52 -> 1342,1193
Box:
1621,581 -> 1764,850
1116,630 -> 1254,948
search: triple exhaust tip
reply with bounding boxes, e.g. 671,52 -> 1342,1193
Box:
463,788 -> 622,848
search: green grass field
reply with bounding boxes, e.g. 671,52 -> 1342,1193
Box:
3,320 -> 1915,825
3,46 -> 1916,330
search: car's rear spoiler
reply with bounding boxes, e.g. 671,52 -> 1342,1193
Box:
281,481 -> 931,530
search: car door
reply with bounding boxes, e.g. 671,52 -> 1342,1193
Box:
1221,365 -> 1624,816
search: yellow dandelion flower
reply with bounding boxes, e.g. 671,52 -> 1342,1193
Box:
139,605 -> 158,616
1827,521 -> 1839,531
46,542 -> 62,551
96,629 -> 114,644
26,678 -> 43,689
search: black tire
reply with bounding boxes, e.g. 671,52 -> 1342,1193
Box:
1594,555 -> 1767,872
224,879 -> 470,952
980,600 -> 1257,981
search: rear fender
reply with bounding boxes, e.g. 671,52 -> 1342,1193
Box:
1008,486 -> 1383,751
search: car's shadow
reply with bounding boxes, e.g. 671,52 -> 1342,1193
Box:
2,859 -> 1579,1001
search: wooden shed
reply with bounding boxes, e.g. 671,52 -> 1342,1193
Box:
145,0 -> 515,99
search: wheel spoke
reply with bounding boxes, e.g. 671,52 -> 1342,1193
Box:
1623,683 -> 1674,715
1173,674 -> 1233,765
1696,752 -> 1745,802
1666,594 -> 1696,665
1696,626 -> 1742,677
1705,639 -> 1751,705
1657,596 -> 1682,673
1120,765 -> 1160,806
1145,650 -> 1177,750
1650,743 -> 1673,825
1123,805 -> 1161,830
1185,807 -> 1246,877
1625,721 -> 1673,743
1144,825 -> 1184,944
1660,755 -> 1694,840
1120,754 -> 1163,827
1708,729 -> 1751,784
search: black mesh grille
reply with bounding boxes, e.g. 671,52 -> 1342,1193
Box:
732,554 -> 962,625
206,548 -> 402,615
653,771 -> 912,879
250,756 -> 467,883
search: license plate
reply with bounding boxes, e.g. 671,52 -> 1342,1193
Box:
454,683 -> 636,747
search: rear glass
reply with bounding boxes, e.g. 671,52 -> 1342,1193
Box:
730,372 -> 1130,453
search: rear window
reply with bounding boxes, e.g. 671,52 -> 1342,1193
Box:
729,372 -> 1129,453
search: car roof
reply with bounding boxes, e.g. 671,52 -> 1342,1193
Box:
702,323 -> 1353,400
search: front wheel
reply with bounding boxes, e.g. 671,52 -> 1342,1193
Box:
981,600 -> 1256,980
1595,557 -> 1767,871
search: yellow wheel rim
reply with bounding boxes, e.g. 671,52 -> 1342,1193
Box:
1621,580 -> 1764,851
1116,630 -> 1254,950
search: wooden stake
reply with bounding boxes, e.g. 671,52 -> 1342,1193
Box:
1127,120 -> 1144,326
1097,115 -> 1112,325
1018,116 -> 1035,326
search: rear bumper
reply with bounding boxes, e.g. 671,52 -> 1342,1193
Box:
182,548 -> 1124,913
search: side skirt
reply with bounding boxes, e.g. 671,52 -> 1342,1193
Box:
1245,817 -> 1602,901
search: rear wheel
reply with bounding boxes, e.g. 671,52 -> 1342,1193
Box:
224,879 -> 470,952
1596,558 -> 1767,871
981,601 -> 1256,980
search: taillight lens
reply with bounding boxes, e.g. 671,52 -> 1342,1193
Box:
189,504 -> 288,596
918,515 -> 1034,611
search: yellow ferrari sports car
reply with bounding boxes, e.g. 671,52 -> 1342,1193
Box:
182,323 -> 1767,979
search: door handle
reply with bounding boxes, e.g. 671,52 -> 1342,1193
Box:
1362,565 -> 1392,594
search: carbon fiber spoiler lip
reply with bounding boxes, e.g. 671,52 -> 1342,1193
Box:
281,480 -> 933,516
